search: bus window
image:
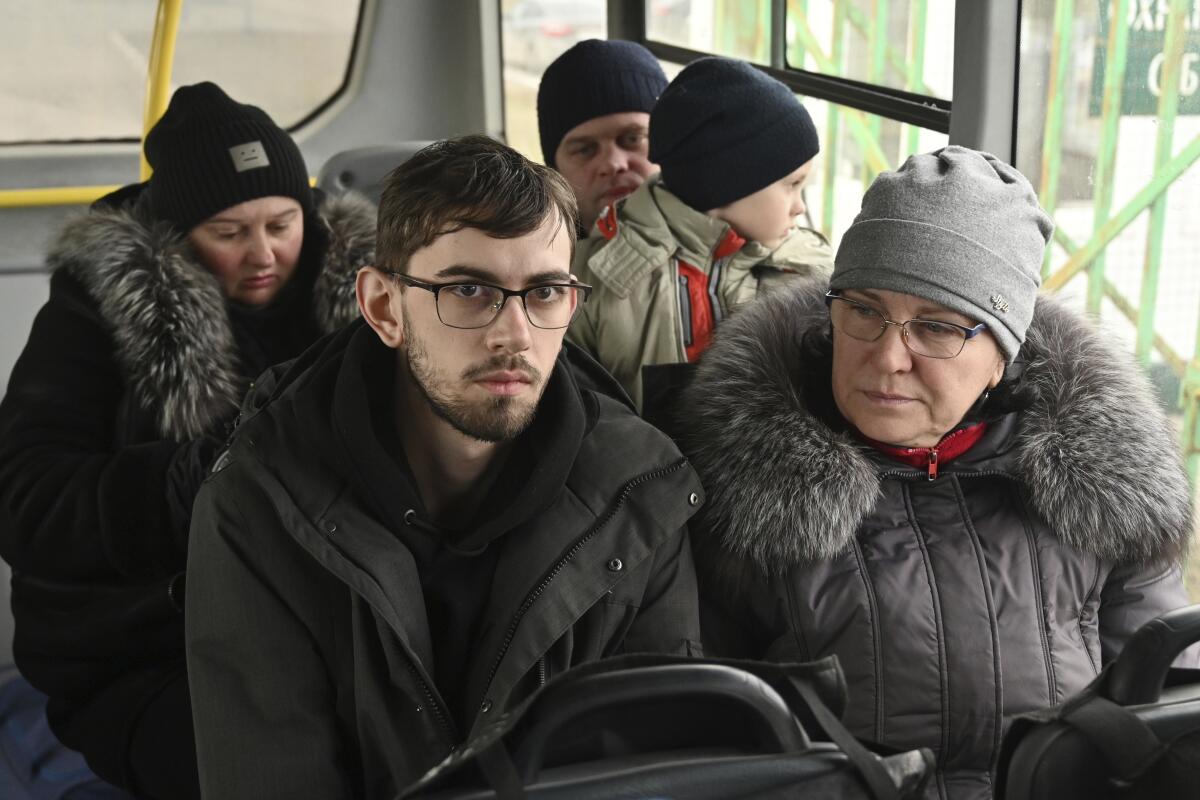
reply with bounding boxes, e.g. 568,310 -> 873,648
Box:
502,0 -> 608,160
797,99 -> 949,244
784,2 -> 954,244
1,0 -> 360,145
647,0 -> 769,63
501,2 -> 951,245
787,0 -> 954,101
1018,0 -> 1200,602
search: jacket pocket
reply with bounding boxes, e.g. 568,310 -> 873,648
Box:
1077,596 -> 1102,675
600,598 -> 644,656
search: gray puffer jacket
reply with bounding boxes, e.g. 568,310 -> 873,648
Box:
681,277 -> 1196,800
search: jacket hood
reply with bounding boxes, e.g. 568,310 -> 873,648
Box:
234,325 -> 598,547
584,175 -> 830,300
46,189 -> 376,441
683,276 -> 1192,572
333,326 -> 589,555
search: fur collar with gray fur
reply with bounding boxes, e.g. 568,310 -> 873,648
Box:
683,276 -> 1192,573
47,191 -> 376,441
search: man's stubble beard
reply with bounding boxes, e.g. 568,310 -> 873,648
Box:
402,315 -> 544,444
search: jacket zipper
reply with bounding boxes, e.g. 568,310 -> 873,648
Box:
868,424 -> 992,482
880,467 -> 1014,482
319,524 -> 459,744
879,465 -> 1016,780
408,660 -> 457,743
478,458 -> 690,707
677,265 -> 693,350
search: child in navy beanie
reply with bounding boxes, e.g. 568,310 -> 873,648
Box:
651,57 -> 819,218
567,56 -> 832,412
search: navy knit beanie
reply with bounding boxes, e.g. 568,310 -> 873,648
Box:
537,39 -> 668,168
650,57 -> 819,211
144,82 -> 313,233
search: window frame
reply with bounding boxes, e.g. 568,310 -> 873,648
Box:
608,0 -> 1021,158
0,0 -> 369,147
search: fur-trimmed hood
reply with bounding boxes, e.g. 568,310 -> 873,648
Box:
683,276 -> 1192,572
46,190 -> 376,441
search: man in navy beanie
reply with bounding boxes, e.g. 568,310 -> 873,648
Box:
568,56 -> 833,413
537,39 -> 668,233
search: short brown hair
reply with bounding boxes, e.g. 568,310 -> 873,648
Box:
376,135 -> 579,273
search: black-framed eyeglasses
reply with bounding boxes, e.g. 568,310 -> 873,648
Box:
387,272 -> 592,330
825,291 -> 988,359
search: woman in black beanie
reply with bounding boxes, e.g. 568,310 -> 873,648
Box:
0,82 -> 375,799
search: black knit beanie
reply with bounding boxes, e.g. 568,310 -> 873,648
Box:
537,39 -> 668,168
144,82 -> 312,233
650,57 -> 819,211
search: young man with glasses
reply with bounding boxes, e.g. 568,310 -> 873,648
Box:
185,136 -> 703,799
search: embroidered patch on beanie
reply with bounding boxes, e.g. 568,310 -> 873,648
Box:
144,81 -> 312,232
229,141 -> 270,172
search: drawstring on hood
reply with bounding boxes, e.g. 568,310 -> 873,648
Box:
399,507 -> 503,558
332,328 -> 588,557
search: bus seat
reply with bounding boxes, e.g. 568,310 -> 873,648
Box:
316,142 -> 434,207
0,668 -> 135,799
998,604 -> 1200,799
402,655 -> 934,799
0,568 -> 133,797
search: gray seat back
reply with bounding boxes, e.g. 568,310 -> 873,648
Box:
316,142 -> 434,206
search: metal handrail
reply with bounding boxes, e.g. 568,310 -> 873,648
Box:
141,0 -> 184,180
0,186 -> 122,209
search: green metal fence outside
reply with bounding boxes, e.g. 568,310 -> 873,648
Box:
1038,0 -> 1200,485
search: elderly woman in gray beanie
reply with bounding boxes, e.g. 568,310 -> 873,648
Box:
680,146 -> 1195,799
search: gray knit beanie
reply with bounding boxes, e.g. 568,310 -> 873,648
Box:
829,146 -> 1053,362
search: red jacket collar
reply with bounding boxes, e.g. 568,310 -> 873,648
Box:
856,422 -> 989,481
712,228 -> 746,260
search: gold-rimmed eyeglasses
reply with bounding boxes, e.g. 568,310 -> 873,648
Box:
825,291 -> 988,359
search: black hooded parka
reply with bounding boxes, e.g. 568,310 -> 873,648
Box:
184,323 -> 704,800
0,186 -> 376,797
